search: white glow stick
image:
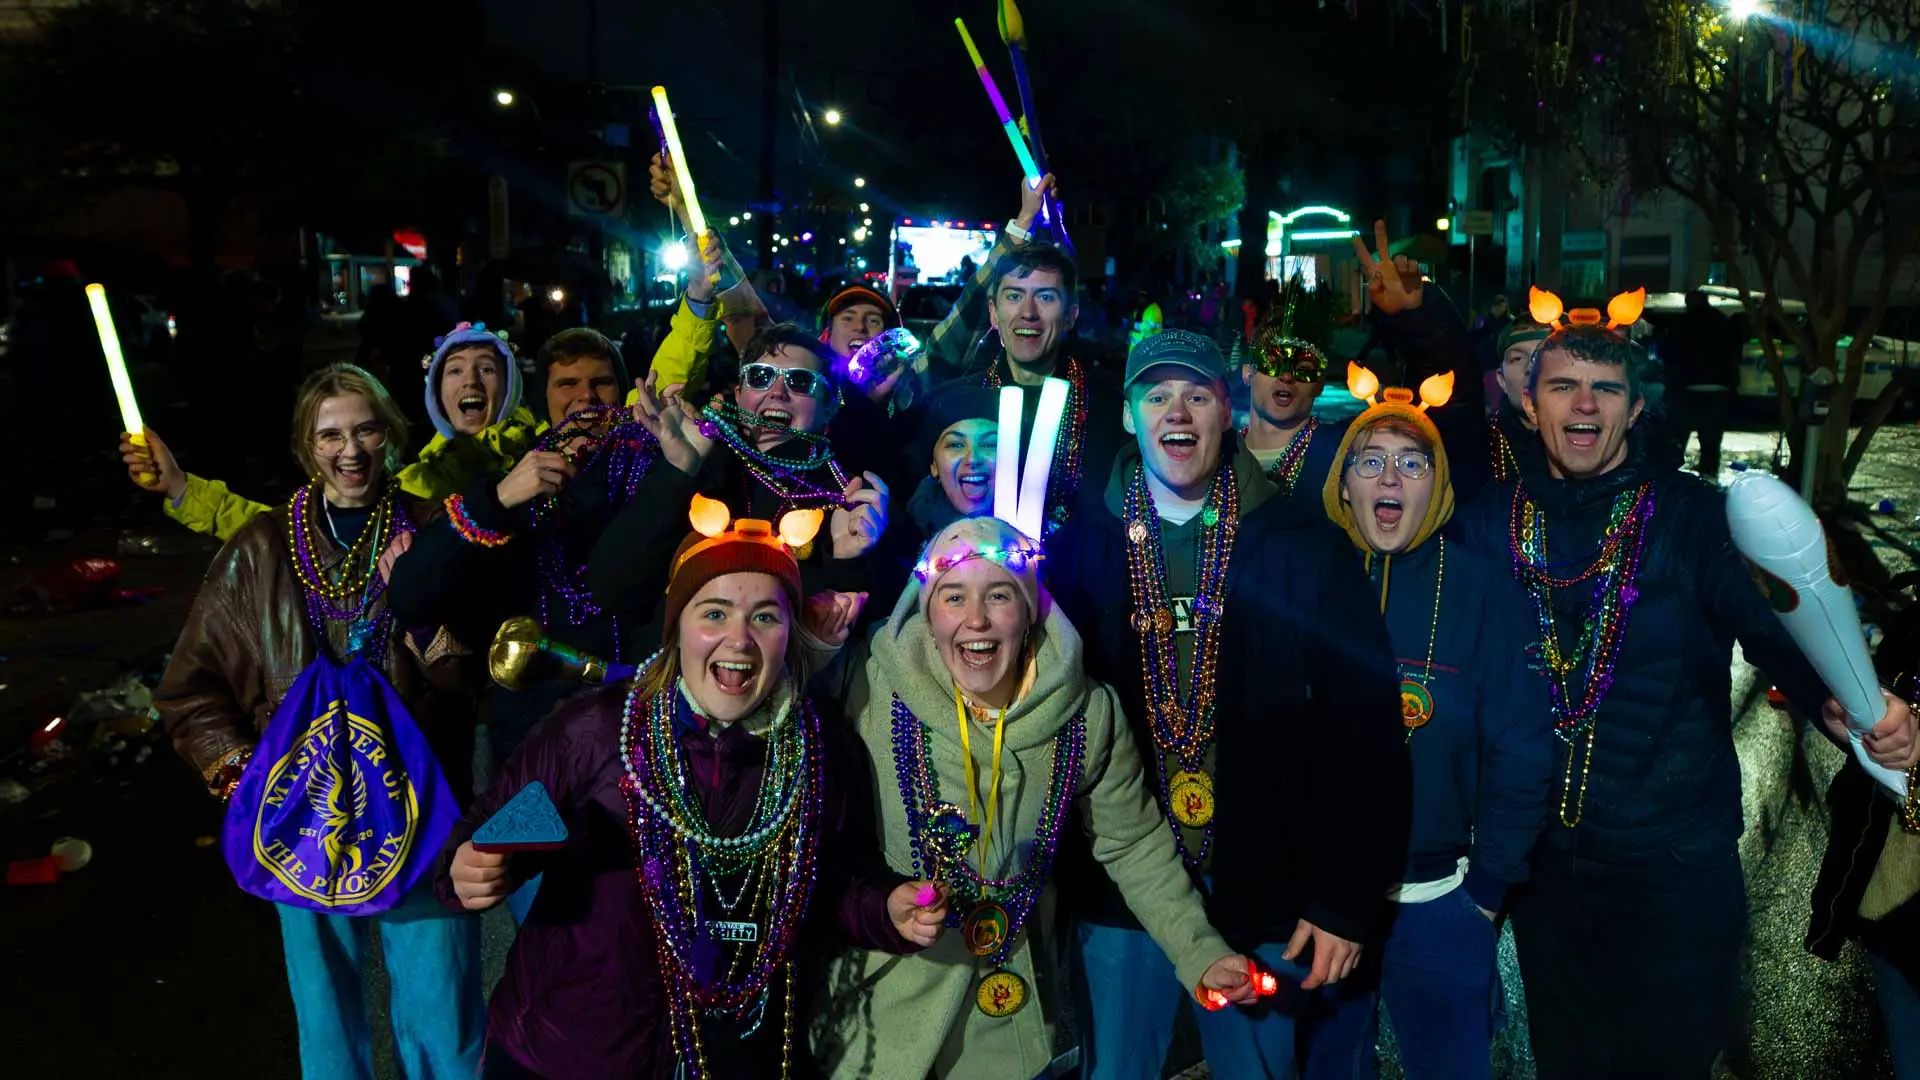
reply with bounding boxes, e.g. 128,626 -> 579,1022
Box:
88,283 -> 152,483
1015,377 -> 1069,539
1725,471 -> 1908,799
994,387 -> 1023,531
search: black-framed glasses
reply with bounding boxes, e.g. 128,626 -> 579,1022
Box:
741,363 -> 830,399
1348,450 -> 1433,479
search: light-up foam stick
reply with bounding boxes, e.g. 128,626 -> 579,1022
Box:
88,283 -> 151,484
650,85 -> 718,285
955,19 -> 1042,190
992,377 -> 1069,541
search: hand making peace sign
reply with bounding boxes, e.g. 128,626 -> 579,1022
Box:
1351,219 -> 1426,315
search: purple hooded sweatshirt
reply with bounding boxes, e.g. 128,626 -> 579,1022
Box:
434,683 -> 915,1079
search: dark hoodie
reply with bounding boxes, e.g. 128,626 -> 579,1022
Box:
1454,422 -> 1831,863
1047,441 -> 1411,946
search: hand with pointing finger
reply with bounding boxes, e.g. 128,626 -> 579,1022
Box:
1352,219 -> 1426,315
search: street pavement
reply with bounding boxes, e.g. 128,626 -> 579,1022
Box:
3,426 -> 1916,1079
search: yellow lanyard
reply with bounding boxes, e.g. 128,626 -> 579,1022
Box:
954,684 -> 1008,873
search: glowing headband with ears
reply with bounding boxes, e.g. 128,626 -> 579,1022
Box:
673,493 -> 823,574
1345,363 -> 1454,412
1528,286 -> 1646,332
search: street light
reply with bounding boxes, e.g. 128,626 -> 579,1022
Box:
1436,217 -> 1451,231
662,243 -> 689,271
742,211 -> 753,220
862,217 -> 873,226
729,216 -> 741,226
858,202 -> 870,213
853,177 -> 867,188
1725,0 -> 1762,18
823,108 -> 843,126
494,89 -> 516,107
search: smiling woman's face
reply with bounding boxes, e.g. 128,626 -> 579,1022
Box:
926,559 -> 1030,709
675,572 -> 791,723
931,419 -> 998,515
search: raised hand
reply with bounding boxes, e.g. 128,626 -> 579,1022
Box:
831,472 -> 890,560
1352,219 -> 1426,314
632,371 -> 714,474
121,427 -> 186,500
685,231 -> 727,303
649,152 -> 678,209
1015,173 -> 1057,239
496,450 -> 577,510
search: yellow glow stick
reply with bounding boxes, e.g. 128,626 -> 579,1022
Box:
87,283 -> 152,483
650,85 -> 718,285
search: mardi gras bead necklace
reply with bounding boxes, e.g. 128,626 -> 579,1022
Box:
1489,415 -> 1518,484
1375,540 -> 1445,738
525,418 -> 660,661
985,356 -> 1087,534
287,480 -> 411,657
889,694 -> 1086,1018
1510,482 -> 1657,827
697,401 -> 851,512
1255,417 -> 1319,494
1123,462 -> 1238,868
619,673 -> 821,1078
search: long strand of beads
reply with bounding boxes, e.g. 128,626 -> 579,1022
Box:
619,673 -> 820,1080
888,695 -> 1086,967
1509,482 -> 1657,827
1260,417 -> 1319,493
693,402 -> 850,511
1122,462 -> 1238,869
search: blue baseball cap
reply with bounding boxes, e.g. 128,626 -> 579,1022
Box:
1125,329 -> 1231,390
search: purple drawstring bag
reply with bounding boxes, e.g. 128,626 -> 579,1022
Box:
220,654 -> 459,916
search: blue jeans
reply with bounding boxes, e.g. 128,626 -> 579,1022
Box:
1308,887 -> 1499,1079
1869,950 -> 1920,1080
1076,921 -> 1339,1080
275,887 -> 485,1079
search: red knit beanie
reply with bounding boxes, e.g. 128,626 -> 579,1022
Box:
660,503 -> 811,633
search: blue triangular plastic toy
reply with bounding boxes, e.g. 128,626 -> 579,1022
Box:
472,780 -> 568,853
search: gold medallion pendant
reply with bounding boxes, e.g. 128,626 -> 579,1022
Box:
976,969 -> 1029,1017
1400,679 -> 1435,730
963,902 -> 1011,958
1169,772 -> 1215,827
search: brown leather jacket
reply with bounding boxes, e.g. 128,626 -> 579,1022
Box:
155,498 -> 478,801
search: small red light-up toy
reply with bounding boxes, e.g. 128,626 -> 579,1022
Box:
1195,958 -> 1280,1010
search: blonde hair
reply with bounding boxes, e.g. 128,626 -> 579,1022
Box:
289,364 -> 411,478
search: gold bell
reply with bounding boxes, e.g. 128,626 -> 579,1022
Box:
488,615 -> 609,691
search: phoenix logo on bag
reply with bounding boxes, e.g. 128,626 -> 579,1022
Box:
253,698 -> 420,907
